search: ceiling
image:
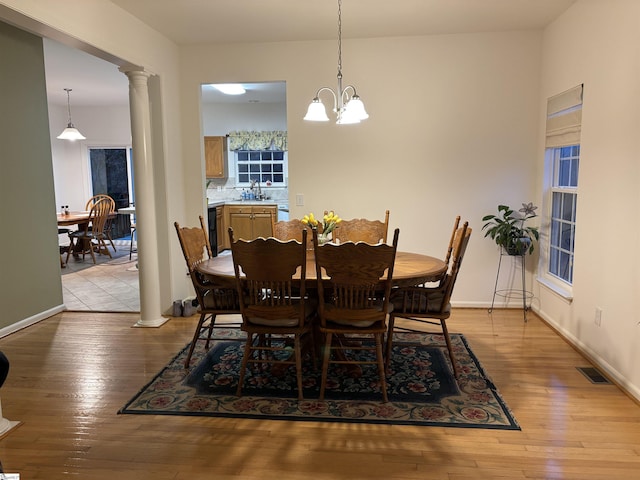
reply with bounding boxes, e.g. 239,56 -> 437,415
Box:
110,0 -> 576,45
44,0 -> 575,107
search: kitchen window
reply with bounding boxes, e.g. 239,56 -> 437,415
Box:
235,150 -> 286,186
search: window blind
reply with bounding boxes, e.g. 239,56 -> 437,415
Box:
545,84 -> 583,148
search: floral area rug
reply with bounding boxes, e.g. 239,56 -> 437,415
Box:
119,333 -> 519,429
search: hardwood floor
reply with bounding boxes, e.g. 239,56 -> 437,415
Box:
0,309 -> 638,479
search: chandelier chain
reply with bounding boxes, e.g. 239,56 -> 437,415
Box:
337,0 -> 342,76
64,88 -> 72,123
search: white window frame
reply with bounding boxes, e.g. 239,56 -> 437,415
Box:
234,149 -> 288,187
537,146 -> 579,300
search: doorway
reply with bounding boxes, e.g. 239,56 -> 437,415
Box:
89,147 -> 135,238
200,81 -> 289,211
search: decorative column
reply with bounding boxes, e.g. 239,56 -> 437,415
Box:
120,66 -> 168,327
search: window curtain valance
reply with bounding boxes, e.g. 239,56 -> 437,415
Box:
546,84 -> 583,148
227,131 -> 288,151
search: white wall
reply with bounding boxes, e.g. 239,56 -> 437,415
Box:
49,103 -> 132,212
180,31 -> 543,306
536,0 -> 640,399
202,102 -> 286,134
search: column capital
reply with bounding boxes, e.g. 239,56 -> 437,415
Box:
118,65 -> 152,80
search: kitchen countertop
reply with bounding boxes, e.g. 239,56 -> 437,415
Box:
207,200 -> 279,208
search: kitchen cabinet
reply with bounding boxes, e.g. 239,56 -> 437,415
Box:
204,136 -> 227,178
224,204 -> 277,248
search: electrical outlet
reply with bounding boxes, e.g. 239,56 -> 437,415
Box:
595,307 -> 602,327
295,194 -> 304,206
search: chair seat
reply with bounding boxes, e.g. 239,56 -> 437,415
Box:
69,230 -> 99,240
390,289 -> 450,315
322,302 -> 390,328
201,288 -> 240,310
245,301 -> 315,327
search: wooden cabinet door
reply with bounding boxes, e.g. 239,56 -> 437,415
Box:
204,136 -> 226,178
225,205 -> 277,245
228,206 -> 254,241
253,206 -> 276,238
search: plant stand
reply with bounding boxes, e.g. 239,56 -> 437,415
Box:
488,248 -> 533,321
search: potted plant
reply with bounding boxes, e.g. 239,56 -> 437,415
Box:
482,203 -> 539,255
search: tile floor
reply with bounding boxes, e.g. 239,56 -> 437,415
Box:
61,239 -> 140,312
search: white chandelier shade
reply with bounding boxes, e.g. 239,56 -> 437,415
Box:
304,0 -> 369,125
57,88 -> 86,141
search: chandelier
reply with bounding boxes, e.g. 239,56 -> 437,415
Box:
57,88 -> 86,141
303,0 -> 369,125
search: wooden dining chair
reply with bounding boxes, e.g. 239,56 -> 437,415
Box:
313,227 -> 399,402
65,198 -> 113,264
175,216 -> 241,369
444,215 -> 461,266
332,210 -> 390,244
229,227 -> 315,400
385,222 -> 471,379
271,213 -> 313,250
86,194 -> 117,252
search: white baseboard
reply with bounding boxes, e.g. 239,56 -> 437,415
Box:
531,307 -> 639,403
0,305 -> 64,339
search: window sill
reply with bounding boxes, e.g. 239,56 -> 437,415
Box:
536,276 -> 573,304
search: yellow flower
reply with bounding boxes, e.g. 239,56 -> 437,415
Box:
301,213 -> 318,227
302,210 -> 341,235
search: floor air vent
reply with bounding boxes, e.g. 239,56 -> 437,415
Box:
577,366 -> 611,384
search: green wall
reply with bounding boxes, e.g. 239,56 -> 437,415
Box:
0,21 -> 63,328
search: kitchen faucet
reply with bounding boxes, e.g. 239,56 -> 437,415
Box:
250,179 -> 263,200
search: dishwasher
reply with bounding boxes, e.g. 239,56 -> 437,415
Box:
207,205 -> 218,256
277,204 -> 289,221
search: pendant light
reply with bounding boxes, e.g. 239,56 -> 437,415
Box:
304,0 -> 369,125
57,88 -> 86,141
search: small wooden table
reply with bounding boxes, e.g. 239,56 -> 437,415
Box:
196,251 -> 447,288
57,211 -> 92,227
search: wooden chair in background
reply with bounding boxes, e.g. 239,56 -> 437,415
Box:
85,194 -> 117,252
174,216 -> 241,369
313,227 -> 399,402
65,198 -> 113,264
444,215 -> 461,266
229,228 -> 315,399
385,222 -> 471,378
332,210 -> 390,244
271,214 -> 313,249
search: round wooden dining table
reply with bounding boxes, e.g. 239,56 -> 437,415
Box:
196,251 -> 447,287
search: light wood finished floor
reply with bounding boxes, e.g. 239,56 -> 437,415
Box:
0,309 -> 638,479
